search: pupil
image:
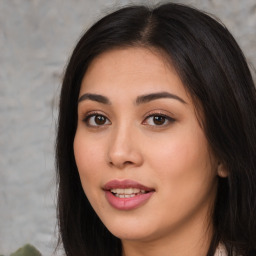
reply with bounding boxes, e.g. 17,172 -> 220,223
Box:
95,115 -> 106,125
154,116 -> 165,125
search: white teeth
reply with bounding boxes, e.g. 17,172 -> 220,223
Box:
110,188 -> 141,194
110,187 -> 147,198
116,194 -> 136,198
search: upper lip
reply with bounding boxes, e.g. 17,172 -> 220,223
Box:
103,179 -> 155,192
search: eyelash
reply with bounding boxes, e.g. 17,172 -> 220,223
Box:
82,111 -> 111,128
142,112 -> 175,127
82,111 -> 175,128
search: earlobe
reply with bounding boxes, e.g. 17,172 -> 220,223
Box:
217,163 -> 228,178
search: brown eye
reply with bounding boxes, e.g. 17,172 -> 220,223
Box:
153,116 -> 166,125
143,114 -> 175,127
95,115 -> 107,125
84,114 -> 111,127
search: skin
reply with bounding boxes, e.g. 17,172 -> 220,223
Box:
74,47 -> 220,256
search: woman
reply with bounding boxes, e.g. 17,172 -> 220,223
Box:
55,3 -> 256,256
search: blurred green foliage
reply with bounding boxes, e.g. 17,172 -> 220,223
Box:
2,244 -> 42,256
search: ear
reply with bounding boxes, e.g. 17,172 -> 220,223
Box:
217,163 -> 228,178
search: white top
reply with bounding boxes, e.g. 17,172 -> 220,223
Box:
214,244 -> 228,256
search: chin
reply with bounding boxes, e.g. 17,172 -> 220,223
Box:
103,218 -> 157,241
112,229 -> 154,241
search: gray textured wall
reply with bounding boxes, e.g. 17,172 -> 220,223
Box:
0,0 -> 255,255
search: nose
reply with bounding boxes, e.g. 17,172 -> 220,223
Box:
107,125 -> 143,169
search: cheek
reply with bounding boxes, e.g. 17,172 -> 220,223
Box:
146,125 -> 216,192
148,132 -> 217,222
73,131 -> 105,189
147,134 -> 209,173
73,132 -> 109,213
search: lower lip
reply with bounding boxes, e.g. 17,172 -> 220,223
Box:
105,191 -> 154,210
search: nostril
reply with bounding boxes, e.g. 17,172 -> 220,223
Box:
124,161 -> 133,165
118,161 -> 135,169
109,160 -> 134,168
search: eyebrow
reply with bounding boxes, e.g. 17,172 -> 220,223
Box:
78,93 -> 111,104
78,91 -> 186,105
135,92 -> 186,105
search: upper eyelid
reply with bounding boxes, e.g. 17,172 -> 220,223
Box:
143,109 -> 175,119
81,110 -> 110,120
143,113 -> 175,124
145,113 -> 171,118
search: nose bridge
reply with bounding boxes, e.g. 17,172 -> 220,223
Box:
107,120 -> 142,168
112,121 -> 130,148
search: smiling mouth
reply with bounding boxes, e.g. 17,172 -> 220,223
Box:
110,188 -> 147,198
104,179 -> 155,199
103,179 -> 155,210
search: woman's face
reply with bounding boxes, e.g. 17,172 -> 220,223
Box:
74,47 -> 218,244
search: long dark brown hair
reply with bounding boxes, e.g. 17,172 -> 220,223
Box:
56,3 -> 256,256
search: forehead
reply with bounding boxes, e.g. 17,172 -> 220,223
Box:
86,47 -> 171,73
80,47 -> 190,102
